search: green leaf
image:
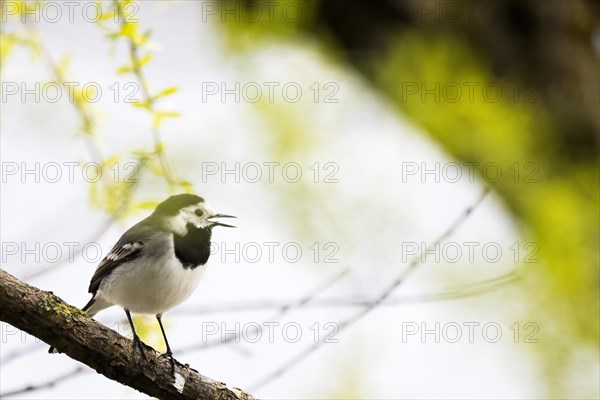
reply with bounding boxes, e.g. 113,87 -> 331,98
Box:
138,53 -> 152,67
154,142 -> 165,154
101,154 -> 121,169
157,111 -> 181,118
155,87 -> 178,99
135,201 -> 160,210
152,111 -> 181,128
131,101 -> 151,110
104,32 -> 121,41
131,149 -> 154,159
178,180 -> 194,192
116,64 -> 132,75
120,21 -> 138,39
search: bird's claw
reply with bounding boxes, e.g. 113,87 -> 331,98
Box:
164,351 -> 180,375
132,336 -> 147,361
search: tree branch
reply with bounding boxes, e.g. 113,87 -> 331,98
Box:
0,268 -> 254,400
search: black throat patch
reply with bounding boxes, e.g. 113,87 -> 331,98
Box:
173,223 -> 212,269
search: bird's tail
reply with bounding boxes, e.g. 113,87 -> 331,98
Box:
81,295 -> 111,317
48,295 -> 111,354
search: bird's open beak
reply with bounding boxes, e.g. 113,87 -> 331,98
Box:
208,213 -> 236,228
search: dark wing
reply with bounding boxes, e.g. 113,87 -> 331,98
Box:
88,240 -> 144,294
87,216 -> 155,295
88,217 -> 163,294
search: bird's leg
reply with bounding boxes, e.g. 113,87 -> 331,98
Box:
125,309 -> 147,361
156,313 -> 176,374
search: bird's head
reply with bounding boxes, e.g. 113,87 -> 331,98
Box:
152,194 -> 236,235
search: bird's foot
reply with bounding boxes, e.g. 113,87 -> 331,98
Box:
132,335 -> 147,361
165,350 -> 177,375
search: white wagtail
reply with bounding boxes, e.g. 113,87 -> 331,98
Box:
49,194 -> 235,372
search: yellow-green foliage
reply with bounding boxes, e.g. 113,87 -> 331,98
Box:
0,2 -> 42,70
377,31 -> 599,396
216,0 -> 318,52
215,13 -> 598,396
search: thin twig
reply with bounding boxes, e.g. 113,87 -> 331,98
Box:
177,267 -> 351,354
21,218 -> 113,281
172,270 -> 519,316
1,267 -> 514,395
1,367 -> 86,397
249,187 -> 491,390
26,23 -> 102,162
128,41 -> 174,186
116,3 -> 177,189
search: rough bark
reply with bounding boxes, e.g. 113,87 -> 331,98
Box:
0,268 -> 254,400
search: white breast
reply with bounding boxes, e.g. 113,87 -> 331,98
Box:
95,240 -> 207,315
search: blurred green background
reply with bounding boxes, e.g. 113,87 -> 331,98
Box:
215,0 -> 599,396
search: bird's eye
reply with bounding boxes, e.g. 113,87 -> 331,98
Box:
195,209 -> 204,217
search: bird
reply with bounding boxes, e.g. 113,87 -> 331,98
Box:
49,193 -> 235,372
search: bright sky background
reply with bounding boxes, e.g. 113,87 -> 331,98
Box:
0,2 -> 542,399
